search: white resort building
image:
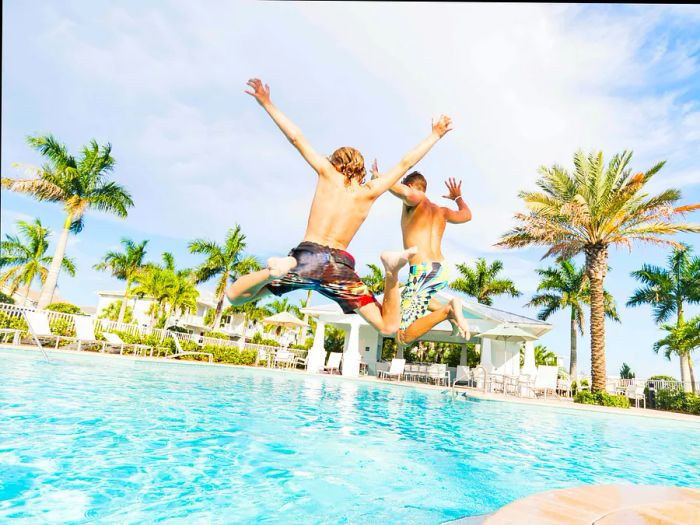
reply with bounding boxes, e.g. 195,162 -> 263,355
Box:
301,290 -> 553,379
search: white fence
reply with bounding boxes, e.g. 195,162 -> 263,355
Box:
0,302 -> 305,361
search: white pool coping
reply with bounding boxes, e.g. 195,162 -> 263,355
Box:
3,343 -> 699,424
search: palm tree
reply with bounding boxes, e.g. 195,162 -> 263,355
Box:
361,263 -> 385,294
189,225 -> 260,330
132,253 -> 176,328
497,150 -> 699,391
2,135 -> 133,308
627,245 -> 700,390
653,316 -> 700,393
450,258 -> 521,306
520,343 -> 558,367
619,363 -> 635,379
527,259 -> 619,379
224,301 -> 272,341
93,238 -> 148,323
0,219 -> 76,305
164,269 -> 199,324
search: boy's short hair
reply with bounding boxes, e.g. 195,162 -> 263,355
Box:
328,147 -> 366,186
402,171 -> 427,191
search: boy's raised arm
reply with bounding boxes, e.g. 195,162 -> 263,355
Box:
371,159 -> 424,206
441,178 -> 472,223
246,78 -> 335,177
366,115 -> 452,199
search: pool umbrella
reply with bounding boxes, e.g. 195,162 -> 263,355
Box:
262,312 -> 307,328
479,323 -> 537,342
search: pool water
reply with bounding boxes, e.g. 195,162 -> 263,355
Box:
1,349 -> 699,524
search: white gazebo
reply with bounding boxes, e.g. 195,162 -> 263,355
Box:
301,290 -> 552,378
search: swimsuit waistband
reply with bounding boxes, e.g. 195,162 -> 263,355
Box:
295,241 -> 356,267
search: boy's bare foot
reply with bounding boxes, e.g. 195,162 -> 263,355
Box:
380,246 -> 418,277
449,297 -> 471,340
267,256 -> 297,278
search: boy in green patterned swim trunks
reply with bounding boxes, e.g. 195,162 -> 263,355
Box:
374,162 -> 472,344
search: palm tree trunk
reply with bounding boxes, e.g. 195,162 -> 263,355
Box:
212,272 -> 228,330
688,357 -> 696,394
676,307 -> 692,393
36,214 -> 72,309
585,244 -> 608,392
569,307 -> 577,380
118,278 -> 132,324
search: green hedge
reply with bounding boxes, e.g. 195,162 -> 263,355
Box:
574,391 -> 630,408
203,345 -> 257,365
654,389 -> 700,415
46,303 -> 84,315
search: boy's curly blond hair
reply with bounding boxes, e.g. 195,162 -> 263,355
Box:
328,147 -> 366,186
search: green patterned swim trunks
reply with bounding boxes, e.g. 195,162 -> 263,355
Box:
399,262 -> 450,331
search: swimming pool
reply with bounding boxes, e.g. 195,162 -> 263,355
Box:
1,348 -> 699,524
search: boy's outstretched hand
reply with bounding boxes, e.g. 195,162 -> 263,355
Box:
442,177 -> 463,200
432,115 -> 453,138
245,78 -> 271,106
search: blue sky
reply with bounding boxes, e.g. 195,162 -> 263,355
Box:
2,2 -> 699,379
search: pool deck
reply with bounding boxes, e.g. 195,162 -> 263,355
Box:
3,343 -> 699,423
480,484 -> 700,524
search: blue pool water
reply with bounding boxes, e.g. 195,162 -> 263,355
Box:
1,349 -> 699,524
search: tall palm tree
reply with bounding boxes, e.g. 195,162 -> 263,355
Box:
628,245 -> 700,389
450,258 -> 521,306
93,238 -> 148,323
527,259 -> 619,379
189,225 -> 260,330
132,253 -> 176,328
361,263 -> 385,294
0,219 -> 76,305
2,135 -> 133,308
164,269 -> 199,323
497,150 -> 699,391
653,316 -> 700,393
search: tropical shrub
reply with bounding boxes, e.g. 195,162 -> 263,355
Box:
0,292 -> 15,304
251,332 -> 280,347
46,302 -> 83,315
203,345 -> 257,365
49,318 -> 75,337
654,389 -> 700,415
649,375 -> 677,382
205,331 -> 230,340
574,391 -> 630,408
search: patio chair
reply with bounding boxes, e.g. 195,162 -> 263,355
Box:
532,365 -> 560,400
103,332 -> 153,357
274,349 -> 295,369
472,366 -> 489,391
626,383 -> 646,408
428,363 -> 449,386
322,352 -> 342,374
417,364 -> 429,383
557,377 -> 572,398
452,366 -> 472,389
73,316 -> 108,352
24,311 -> 79,350
377,358 -> 405,381
164,332 -> 213,363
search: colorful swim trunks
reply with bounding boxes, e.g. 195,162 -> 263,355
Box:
266,241 -> 378,314
399,262 -> 449,331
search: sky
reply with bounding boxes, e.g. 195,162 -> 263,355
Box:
2,2 -> 699,379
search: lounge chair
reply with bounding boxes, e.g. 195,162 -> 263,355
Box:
164,332 -> 213,363
626,383 -> 646,408
274,349 -> 295,368
103,332 -> 153,357
377,358 -> 405,381
322,352 -> 342,374
24,311 -> 79,349
73,316 -> 109,352
428,363 -> 450,386
532,365 -> 559,400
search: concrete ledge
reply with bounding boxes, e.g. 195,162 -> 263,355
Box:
482,484 -> 700,525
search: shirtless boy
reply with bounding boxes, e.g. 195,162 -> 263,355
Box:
379,163 -> 472,344
226,78 -> 452,336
